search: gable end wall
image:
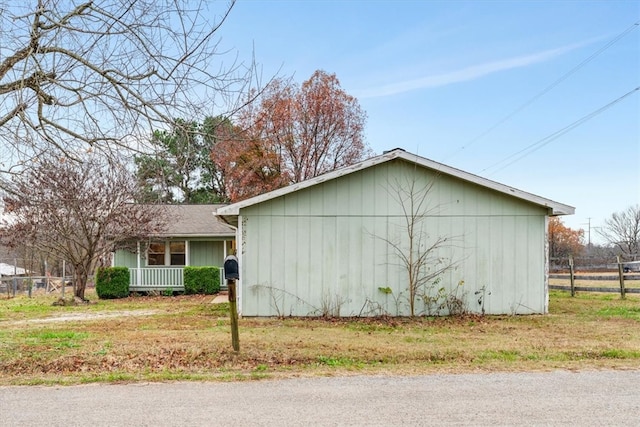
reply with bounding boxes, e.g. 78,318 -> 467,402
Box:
240,159 -> 549,316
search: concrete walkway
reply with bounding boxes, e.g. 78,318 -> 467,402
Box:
211,291 -> 228,304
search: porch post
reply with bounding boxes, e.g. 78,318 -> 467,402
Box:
136,241 -> 141,287
185,240 -> 190,266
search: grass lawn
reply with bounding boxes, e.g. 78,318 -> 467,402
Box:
0,290 -> 639,385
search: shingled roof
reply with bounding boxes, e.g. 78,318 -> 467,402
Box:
155,204 -> 235,238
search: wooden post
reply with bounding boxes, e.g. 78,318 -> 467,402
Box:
45,260 -> 49,292
12,259 -> 17,297
617,256 -> 626,299
28,267 -> 32,298
227,279 -> 240,352
569,256 -> 575,297
61,260 -> 66,299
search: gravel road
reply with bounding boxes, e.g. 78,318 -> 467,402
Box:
1,370 -> 638,426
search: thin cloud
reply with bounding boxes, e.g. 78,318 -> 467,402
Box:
358,39 -> 599,99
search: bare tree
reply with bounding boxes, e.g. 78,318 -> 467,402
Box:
0,154 -> 168,300
377,173 -> 459,317
0,0 -> 255,176
597,205 -> 640,260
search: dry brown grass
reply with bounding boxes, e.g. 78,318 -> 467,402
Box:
0,290 -> 639,385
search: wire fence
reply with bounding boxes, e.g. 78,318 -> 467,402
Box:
0,275 -> 79,298
0,257 -> 81,298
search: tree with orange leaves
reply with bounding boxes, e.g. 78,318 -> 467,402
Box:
548,217 -> 584,259
212,113 -> 290,202
213,70 -> 370,201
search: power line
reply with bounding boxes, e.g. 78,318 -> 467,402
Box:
441,20 -> 640,162
481,86 -> 640,176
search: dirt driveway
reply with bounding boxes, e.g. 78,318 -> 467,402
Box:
4,309 -> 158,326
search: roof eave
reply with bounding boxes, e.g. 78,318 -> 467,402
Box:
216,149 -> 575,217
150,233 -> 236,239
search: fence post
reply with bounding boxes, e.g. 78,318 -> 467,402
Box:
617,256 -> 626,299
44,260 -> 49,292
12,258 -> 17,297
569,256 -> 575,297
61,260 -> 66,299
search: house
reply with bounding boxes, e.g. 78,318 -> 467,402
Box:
113,204 -> 235,292
217,149 -> 574,317
0,262 -> 29,293
0,262 -> 27,277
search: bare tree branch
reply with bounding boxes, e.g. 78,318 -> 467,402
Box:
0,0 -> 257,178
370,170 -> 460,316
0,153 -> 169,299
597,205 -> 640,260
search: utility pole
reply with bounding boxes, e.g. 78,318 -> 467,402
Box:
582,218 -> 592,250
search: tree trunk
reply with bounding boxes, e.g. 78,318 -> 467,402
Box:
74,270 -> 87,300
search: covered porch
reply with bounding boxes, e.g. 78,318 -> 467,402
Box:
112,204 -> 237,293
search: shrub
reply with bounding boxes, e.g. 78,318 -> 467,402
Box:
184,266 -> 220,295
96,267 -> 130,299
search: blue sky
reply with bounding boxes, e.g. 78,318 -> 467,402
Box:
219,0 -> 639,243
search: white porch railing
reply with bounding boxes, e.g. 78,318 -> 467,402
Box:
129,268 -> 184,291
128,267 -> 226,292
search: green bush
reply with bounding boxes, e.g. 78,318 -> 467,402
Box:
184,266 -> 220,295
96,267 -> 130,299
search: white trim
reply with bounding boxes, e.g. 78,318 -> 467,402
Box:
217,149 -> 574,217
136,241 -> 141,287
145,239 -> 188,267
236,215 -> 243,317
544,215 -> 550,314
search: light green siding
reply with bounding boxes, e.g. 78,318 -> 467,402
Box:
114,249 -> 138,268
190,241 -> 226,266
239,159 -> 549,316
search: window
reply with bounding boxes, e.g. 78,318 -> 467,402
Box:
147,242 -> 166,266
170,241 -> 185,266
147,241 -> 186,266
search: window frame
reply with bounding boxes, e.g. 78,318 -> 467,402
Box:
146,240 -> 187,266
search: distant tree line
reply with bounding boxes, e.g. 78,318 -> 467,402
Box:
549,205 -> 640,270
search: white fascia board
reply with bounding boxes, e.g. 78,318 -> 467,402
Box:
216,151 -> 401,216
397,151 -> 575,216
216,149 -> 575,217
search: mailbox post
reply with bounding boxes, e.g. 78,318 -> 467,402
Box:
223,254 -> 240,352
